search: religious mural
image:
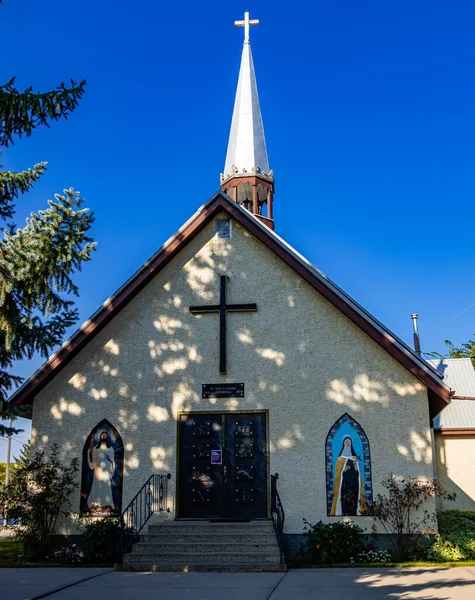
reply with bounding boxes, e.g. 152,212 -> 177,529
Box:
80,419 -> 124,516
325,413 -> 373,516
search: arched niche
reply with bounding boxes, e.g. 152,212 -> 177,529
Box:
325,413 -> 373,516
80,419 -> 124,516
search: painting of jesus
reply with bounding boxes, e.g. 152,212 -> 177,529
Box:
87,431 -> 116,511
80,420 -> 124,516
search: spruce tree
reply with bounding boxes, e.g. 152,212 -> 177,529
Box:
0,64 -> 95,436
14,440 -> 30,467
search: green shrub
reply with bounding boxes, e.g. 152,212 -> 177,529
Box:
427,536 -> 465,561
303,519 -> 365,564
428,511 -> 475,561
0,443 -> 78,559
82,518 -> 122,564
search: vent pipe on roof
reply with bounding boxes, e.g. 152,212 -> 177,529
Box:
411,313 -> 422,357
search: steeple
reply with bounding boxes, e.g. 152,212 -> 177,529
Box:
221,12 -> 275,230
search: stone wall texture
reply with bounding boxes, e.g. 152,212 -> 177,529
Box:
31,212 -> 436,534
435,433 -> 475,511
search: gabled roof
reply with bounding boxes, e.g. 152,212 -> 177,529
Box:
9,191 -> 451,419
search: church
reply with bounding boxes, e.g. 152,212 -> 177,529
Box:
10,13 -> 454,569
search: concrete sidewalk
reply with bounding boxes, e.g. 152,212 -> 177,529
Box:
275,567 -> 475,599
2,566 -> 475,600
1,567 -> 112,600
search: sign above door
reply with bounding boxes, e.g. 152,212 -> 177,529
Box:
202,383 -> 245,398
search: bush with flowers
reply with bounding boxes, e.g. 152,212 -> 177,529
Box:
351,548 -> 392,563
54,544 -> 83,564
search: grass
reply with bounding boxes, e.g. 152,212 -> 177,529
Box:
0,538 -> 23,562
0,538 -> 64,567
303,560 -> 475,569
0,537 -> 112,568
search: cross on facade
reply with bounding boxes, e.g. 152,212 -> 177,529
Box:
235,11 -> 259,43
189,276 -> 257,374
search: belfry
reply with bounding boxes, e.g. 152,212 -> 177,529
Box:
220,12 -> 275,230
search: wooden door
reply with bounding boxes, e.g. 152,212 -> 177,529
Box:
178,412 -> 268,519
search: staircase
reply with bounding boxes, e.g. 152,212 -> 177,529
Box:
122,520 -> 286,572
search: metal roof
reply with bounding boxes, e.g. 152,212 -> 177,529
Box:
433,399 -> 475,430
427,358 -> 475,399
429,358 -> 475,430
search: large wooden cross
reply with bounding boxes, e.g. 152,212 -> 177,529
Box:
189,276 -> 257,374
235,11 -> 259,43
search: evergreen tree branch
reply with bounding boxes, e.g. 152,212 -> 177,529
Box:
0,161 -> 47,219
0,189 -> 96,436
0,78 -> 86,147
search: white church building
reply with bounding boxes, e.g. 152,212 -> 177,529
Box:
10,13 -> 455,571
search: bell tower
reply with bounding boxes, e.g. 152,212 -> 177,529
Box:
220,12 -> 275,230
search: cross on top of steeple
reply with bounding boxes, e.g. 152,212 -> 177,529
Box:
234,11 -> 259,44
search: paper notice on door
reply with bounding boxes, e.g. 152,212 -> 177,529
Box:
211,450 -> 222,465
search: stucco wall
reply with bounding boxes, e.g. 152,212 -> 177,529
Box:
435,433 -> 475,511
31,212 -> 435,534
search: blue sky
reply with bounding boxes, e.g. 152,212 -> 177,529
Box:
1,0 -> 475,460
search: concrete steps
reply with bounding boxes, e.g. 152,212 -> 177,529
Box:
123,562 -> 286,572
122,520 -> 286,573
132,542 -> 277,553
140,533 -> 276,544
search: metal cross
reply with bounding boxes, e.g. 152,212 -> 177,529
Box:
235,11 -> 259,43
189,276 -> 257,375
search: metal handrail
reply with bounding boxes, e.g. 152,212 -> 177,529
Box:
270,472 -> 285,564
119,473 -> 171,558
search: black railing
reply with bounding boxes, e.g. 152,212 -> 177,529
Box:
271,472 -> 285,564
119,473 -> 171,558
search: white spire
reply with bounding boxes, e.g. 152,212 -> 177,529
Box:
223,12 -> 270,180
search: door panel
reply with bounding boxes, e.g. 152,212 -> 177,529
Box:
179,414 -> 223,518
178,412 -> 268,519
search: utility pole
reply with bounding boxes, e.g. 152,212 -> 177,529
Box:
3,418 -> 13,525
5,418 -> 12,486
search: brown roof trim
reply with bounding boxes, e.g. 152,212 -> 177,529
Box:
434,428 -> 475,436
10,192 -> 450,419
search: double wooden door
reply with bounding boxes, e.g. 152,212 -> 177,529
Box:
178,412 -> 268,519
